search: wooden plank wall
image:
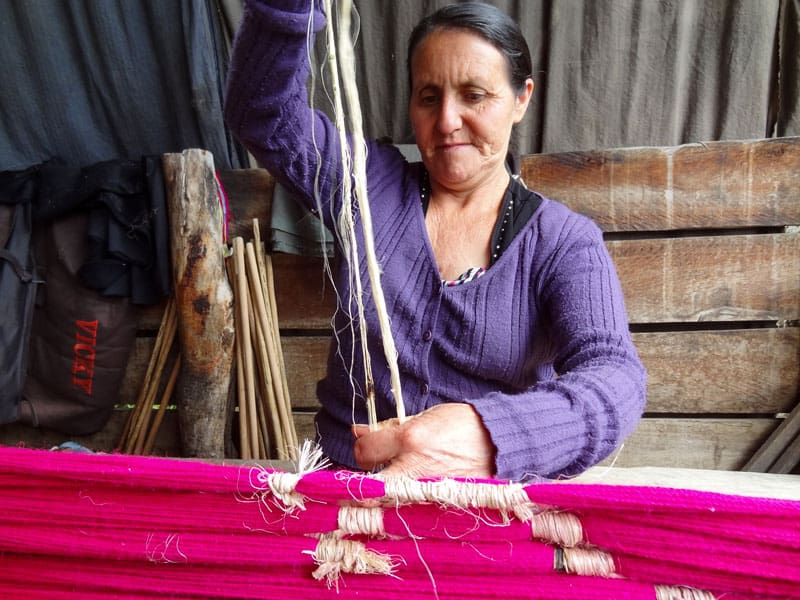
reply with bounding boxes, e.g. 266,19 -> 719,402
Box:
522,138 -> 800,470
4,138 -> 799,471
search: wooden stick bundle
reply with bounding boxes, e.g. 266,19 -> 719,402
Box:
119,298 -> 180,455
228,221 -> 298,461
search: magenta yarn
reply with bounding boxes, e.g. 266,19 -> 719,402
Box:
0,446 -> 798,599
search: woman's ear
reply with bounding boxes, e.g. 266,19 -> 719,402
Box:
513,78 -> 535,123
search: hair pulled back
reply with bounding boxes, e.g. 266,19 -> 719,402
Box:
407,2 -> 533,94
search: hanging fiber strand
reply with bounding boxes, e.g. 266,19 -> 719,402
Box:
317,0 -> 405,428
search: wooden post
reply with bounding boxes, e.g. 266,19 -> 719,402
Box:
162,150 -> 235,458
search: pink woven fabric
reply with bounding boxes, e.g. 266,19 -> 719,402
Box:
0,446 -> 797,599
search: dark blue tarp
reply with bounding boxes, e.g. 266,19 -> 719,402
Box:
0,0 -> 246,171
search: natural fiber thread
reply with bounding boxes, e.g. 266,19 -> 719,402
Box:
531,511 -> 584,547
557,547 -> 616,577
338,505 -> 386,537
382,476 -> 537,522
256,441 -> 330,511
331,0 -> 406,422
654,584 -> 717,600
307,533 -> 398,588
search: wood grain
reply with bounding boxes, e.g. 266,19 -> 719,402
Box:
163,150 -> 235,458
612,232 -> 800,323
239,232 -> 800,327
138,230 -> 800,330
521,137 -> 800,232
191,328 -> 798,415
217,168 -> 275,241
634,328 -> 800,414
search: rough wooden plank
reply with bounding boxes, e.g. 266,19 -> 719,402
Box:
612,232 -> 800,323
217,168 -> 274,241
272,253 -> 337,329
606,418 -> 779,470
261,232 -> 800,328
282,336 -> 330,409
635,328 -> 800,414
611,418 -> 777,470
127,327 -> 799,416
769,430 -> 800,474
744,401 -> 800,472
522,137 -> 800,232
290,412 -> 778,471
126,327 -> 800,416
163,150 -> 235,458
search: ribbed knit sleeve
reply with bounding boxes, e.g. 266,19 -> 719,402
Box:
467,213 -> 646,480
223,0 -> 344,230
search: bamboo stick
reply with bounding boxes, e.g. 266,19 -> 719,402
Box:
250,310 -> 281,459
142,356 -> 181,455
132,315 -> 177,456
254,219 -> 298,454
119,299 -> 174,450
227,258 -> 251,460
233,321 -> 250,459
232,238 -> 258,460
123,300 -> 177,454
245,286 -> 271,459
232,237 -> 253,459
245,242 -> 288,459
254,388 -> 269,459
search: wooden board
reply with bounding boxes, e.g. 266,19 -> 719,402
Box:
203,327 -> 799,415
217,138 -> 800,236
521,137 -> 800,232
606,418 -> 779,470
572,466 -> 800,500
250,232 -> 800,328
634,328 -> 800,414
290,412 -> 779,472
611,232 -> 800,323
217,168 -> 275,240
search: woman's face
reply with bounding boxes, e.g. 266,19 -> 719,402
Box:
409,28 -> 533,193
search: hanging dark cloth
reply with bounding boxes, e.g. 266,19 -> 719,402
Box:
0,157 -> 171,305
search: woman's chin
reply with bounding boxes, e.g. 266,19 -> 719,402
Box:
427,162 -> 475,189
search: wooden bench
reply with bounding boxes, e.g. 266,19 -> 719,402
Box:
3,137 -> 799,473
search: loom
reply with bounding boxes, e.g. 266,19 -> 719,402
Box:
1,444 -> 798,599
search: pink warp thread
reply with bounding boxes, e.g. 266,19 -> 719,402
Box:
0,446 -> 797,599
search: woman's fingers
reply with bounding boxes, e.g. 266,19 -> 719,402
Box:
351,404 -> 496,479
352,419 -> 403,470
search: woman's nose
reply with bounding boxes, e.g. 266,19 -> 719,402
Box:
436,96 -> 462,134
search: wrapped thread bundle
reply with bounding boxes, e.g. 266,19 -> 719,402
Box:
0,446 -> 798,599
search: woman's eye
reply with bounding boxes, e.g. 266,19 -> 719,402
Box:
465,92 -> 484,103
420,95 -> 438,106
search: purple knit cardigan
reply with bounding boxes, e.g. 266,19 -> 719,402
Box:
223,0 -> 646,480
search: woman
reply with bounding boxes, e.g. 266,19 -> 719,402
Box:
224,1 -> 646,481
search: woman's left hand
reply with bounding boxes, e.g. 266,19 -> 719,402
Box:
352,403 -> 495,479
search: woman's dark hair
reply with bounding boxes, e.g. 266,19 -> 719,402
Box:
406,2 -> 533,94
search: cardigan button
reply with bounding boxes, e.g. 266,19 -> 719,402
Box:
421,383 -> 430,394
422,330 -> 432,342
